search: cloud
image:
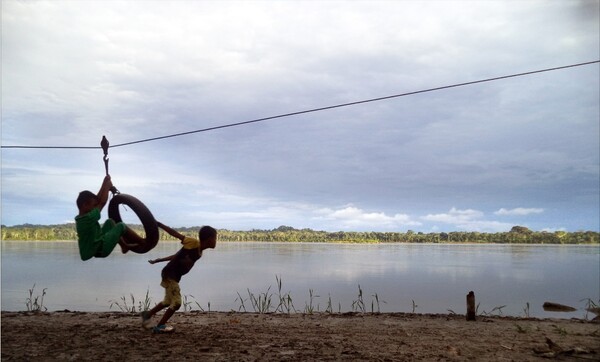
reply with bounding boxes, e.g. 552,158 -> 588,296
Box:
315,205 -> 421,230
1,1 -> 598,232
422,207 -> 484,224
422,207 -> 514,232
494,208 -> 544,216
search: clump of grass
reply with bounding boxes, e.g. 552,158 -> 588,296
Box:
235,275 -> 296,314
109,294 -> 136,312
274,275 -> 296,313
236,277 -> 384,315
139,288 -> 152,312
251,287 -> 273,313
25,284 -> 47,312
109,288 -> 152,313
242,286 -> 274,313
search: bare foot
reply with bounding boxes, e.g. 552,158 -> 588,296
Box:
120,238 -> 139,254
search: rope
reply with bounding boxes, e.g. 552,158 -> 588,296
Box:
3,60 -> 598,150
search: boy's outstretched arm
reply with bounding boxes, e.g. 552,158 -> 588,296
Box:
157,221 -> 186,241
148,254 -> 175,264
97,175 -> 113,211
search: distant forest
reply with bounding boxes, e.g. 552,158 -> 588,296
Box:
1,224 -> 598,244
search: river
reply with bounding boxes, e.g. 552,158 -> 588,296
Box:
1,241 -> 598,319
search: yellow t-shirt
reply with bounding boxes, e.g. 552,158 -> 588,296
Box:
182,236 -> 200,250
161,236 -> 201,282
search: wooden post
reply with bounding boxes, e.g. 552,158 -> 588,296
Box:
466,291 -> 476,321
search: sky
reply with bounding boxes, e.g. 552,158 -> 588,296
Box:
1,0 -> 599,233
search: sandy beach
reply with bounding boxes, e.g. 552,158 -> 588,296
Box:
1,311 -> 598,361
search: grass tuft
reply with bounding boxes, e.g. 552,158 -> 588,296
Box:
25,284 -> 47,312
109,287 -> 152,313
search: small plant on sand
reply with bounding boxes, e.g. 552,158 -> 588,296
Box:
515,324 -> 530,334
25,284 -> 47,312
552,324 -> 568,336
371,293 -> 385,313
235,291 -> 248,312
180,295 -> 211,312
411,300 -> 418,313
351,286 -> 385,313
182,294 -> 194,312
139,288 -> 152,312
480,305 -> 506,316
325,294 -> 333,313
110,294 -> 136,312
523,302 -> 530,318
304,289 -> 319,314
351,285 -> 366,312
324,294 -> 342,314
581,298 -> 599,320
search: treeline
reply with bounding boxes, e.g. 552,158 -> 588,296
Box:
1,224 -> 598,244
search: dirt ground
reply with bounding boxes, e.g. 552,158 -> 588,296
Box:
1,311 -> 599,361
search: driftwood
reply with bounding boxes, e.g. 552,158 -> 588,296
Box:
542,302 -> 577,312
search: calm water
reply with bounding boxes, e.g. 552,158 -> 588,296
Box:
1,241 -> 599,319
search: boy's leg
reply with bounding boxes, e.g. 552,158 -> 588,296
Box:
120,225 -> 145,248
147,302 -> 167,317
157,308 -> 176,326
142,301 -> 165,329
97,220 -> 126,257
142,279 -> 170,329
152,279 -> 181,333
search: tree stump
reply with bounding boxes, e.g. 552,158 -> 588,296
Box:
466,291 -> 476,321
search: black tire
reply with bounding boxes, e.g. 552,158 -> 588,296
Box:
108,194 -> 159,254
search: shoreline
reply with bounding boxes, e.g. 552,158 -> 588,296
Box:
2,239 -> 599,245
2,311 -> 599,361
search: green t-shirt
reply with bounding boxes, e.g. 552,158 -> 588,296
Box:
75,208 -> 102,261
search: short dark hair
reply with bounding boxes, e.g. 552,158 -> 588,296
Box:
199,225 -> 217,241
76,190 -> 98,209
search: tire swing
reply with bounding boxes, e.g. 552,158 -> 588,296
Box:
108,194 -> 159,254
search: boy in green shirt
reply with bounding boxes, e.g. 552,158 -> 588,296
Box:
75,175 -> 142,260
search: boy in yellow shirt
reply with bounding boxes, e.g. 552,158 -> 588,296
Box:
142,222 -> 217,333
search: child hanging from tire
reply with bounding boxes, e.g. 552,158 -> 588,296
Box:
142,222 -> 217,333
75,175 -> 144,260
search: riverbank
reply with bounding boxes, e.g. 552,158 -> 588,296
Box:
2,311 -> 598,361
2,224 -> 598,244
